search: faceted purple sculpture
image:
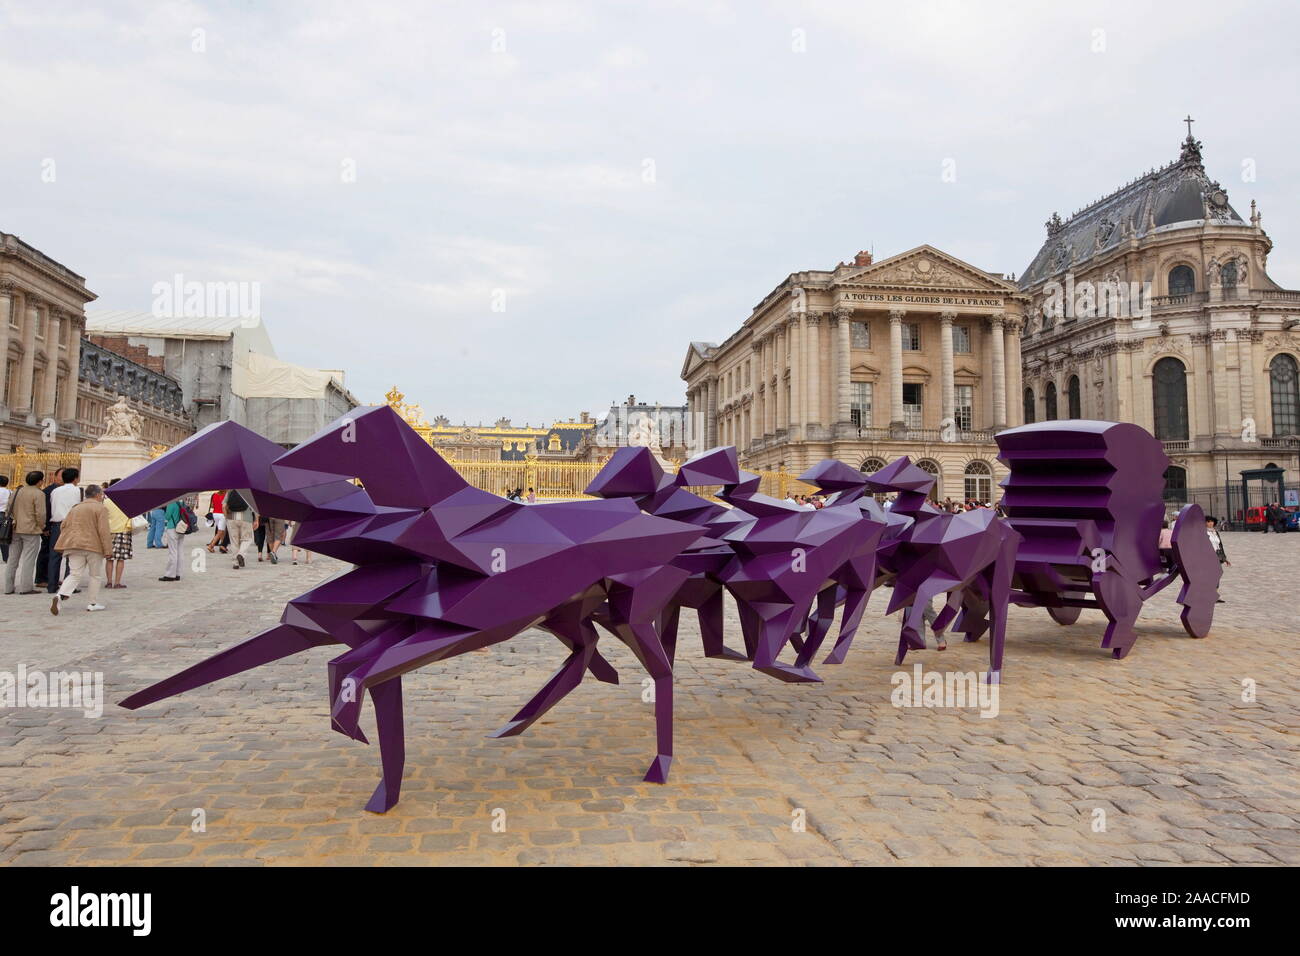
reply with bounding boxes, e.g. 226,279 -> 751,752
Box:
996,420 -> 1221,660
108,409 -> 1219,811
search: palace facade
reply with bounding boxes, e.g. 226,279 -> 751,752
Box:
0,232 -> 98,454
1018,130 -> 1300,496
681,246 -> 1028,502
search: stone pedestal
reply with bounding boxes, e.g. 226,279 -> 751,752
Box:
80,435 -> 155,489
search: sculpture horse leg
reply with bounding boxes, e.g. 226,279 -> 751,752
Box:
364,677 -> 405,813
895,580 -> 950,665
753,605 -> 822,683
821,553 -> 879,665
795,585 -> 840,669
602,565 -> 687,783
492,596 -> 609,739
984,532 -> 1018,684
1092,561 -> 1143,659
698,588 -> 746,661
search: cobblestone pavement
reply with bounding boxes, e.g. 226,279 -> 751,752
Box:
1,532 -> 1297,866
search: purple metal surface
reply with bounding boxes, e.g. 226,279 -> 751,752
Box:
108,411 -> 1219,811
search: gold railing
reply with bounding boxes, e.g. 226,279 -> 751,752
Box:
440,452 -> 819,501
0,447 -> 81,486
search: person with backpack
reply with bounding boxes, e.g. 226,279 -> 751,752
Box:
159,498 -> 188,581
224,488 -> 255,569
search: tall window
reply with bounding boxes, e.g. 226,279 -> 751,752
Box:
1271,353 -> 1300,436
1221,260 -> 1238,291
1045,382 -> 1058,420
850,382 -> 872,427
1168,264 -> 1195,296
851,321 -> 871,349
954,384 -> 973,430
952,325 -> 971,353
915,459 -> 940,501
1163,465 -> 1188,502
1067,375 -> 1081,419
964,460 -> 992,502
4,359 -> 16,406
903,323 -> 921,350
902,382 -> 923,428
1152,357 -> 1189,440
1023,387 -> 1036,424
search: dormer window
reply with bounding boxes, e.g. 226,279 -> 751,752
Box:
1168,264 -> 1195,296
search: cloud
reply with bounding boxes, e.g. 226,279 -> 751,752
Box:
4,0 -> 1298,424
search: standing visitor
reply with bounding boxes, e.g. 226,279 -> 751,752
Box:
159,498 -> 186,581
46,467 -> 83,594
50,484 -> 111,614
1206,516 -> 1229,604
103,479 -> 134,589
206,489 -> 227,553
0,475 -> 9,565
288,520 -> 312,565
223,488 -> 255,569
1157,520 -> 1174,568
3,471 -> 46,595
35,470 -> 64,588
263,515 -> 285,564
526,488 -> 536,504
253,511 -> 267,561
146,504 -> 166,548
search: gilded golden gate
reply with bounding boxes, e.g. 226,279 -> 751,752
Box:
438,452 -> 816,501
0,447 -> 82,487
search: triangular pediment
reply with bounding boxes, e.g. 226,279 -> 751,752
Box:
681,341 -> 716,379
838,245 -> 1016,292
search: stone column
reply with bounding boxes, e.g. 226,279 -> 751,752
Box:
710,379 -> 721,448
804,313 -> 821,429
774,328 -> 787,432
1005,318 -> 1023,427
0,281 -> 12,407
990,314 -> 1007,430
751,342 -> 763,441
787,315 -> 802,440
15,294 -> 38,416
939,309 -> 956,428
835,308 -> 851,424
39,308 -> 62,418
888,308 -> 905,428
763,336 -> 774,435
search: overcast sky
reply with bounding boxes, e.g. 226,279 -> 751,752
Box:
4,0 -> 1298,424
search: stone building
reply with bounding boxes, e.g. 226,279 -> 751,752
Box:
85,310 -> 358,448
682,246 -> 1028,502
79,335 -> 191,448
1018,127 -> 1300,501
0,232 -> 97,454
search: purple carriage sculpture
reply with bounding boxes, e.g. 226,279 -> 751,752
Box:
992,420 -> 1222,667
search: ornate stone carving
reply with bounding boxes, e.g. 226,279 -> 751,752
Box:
102,396 -> 145,440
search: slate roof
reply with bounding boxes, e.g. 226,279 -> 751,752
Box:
1020,135 -> 1245,290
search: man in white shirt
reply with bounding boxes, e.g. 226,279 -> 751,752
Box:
47,467 -> 83,594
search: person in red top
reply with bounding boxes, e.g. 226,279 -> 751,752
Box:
206,490 -> 227,553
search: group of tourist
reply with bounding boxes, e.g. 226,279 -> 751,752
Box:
1,476 -> 314,613
504,487 -> 537,503
0,467 -> 135,612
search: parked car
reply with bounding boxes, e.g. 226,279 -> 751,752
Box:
1285,508 -> 1300,532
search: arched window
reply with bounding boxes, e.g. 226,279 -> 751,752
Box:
1152,357 -> 1189,441
1163,465 -> 1187,502
859,456 -> 887,475
963,460 -> 992,502
1168,264 -> 1195,296
915,458 -> 941,501
1271,353 -> 1300,436
1067,375 -> 1081,419
1023,387 -> 1035,424
1045,382 -> 1058,420
1221,260 -> 1238,291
